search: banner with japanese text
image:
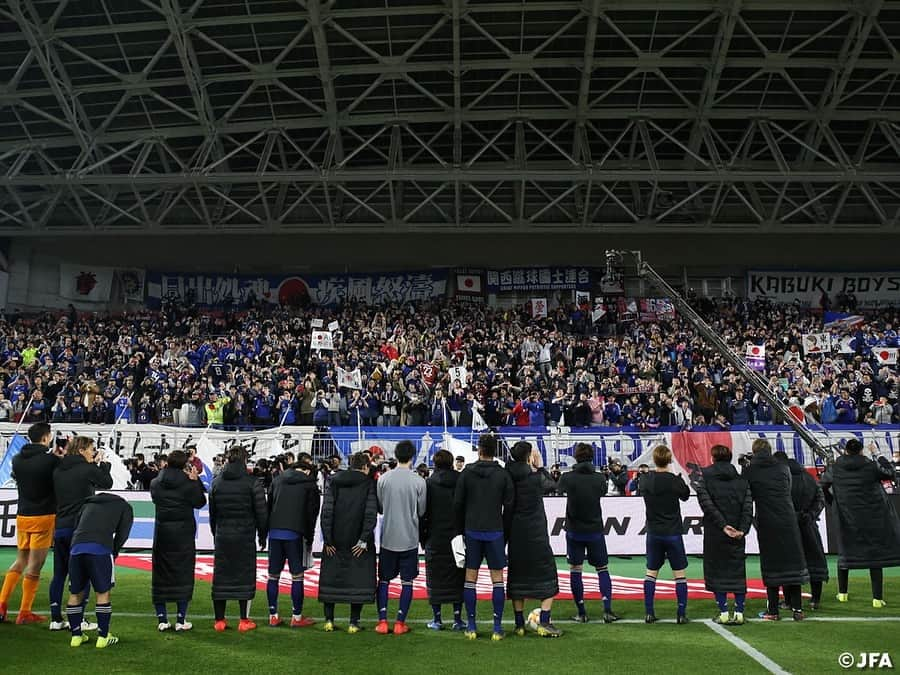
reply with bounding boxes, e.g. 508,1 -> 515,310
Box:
485,267 -> 593,292
146,270 -> 448,308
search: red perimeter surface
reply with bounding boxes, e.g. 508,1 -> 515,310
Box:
117,554 -> 769,600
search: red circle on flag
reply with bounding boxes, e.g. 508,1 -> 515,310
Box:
751,347 -> 760,355
464,278 -> 473,288
879,350 -> 890,361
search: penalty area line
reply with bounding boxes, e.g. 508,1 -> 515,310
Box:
703,619 -> 791,675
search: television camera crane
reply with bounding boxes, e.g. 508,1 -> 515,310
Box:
605,250 -> 833,464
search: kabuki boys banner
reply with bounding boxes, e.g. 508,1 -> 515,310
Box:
146,270 -> 448,308
747,270 -> 900,306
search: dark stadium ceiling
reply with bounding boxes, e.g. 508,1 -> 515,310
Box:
0,0 -> 899,235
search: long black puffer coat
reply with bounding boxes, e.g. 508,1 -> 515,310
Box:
505,462 -> 558,601
318,469 -> 378,605
150,467 -> 207,603
744,449 -> 809,587
423,468 -> 464,604
209,461 -> 268,601
821,453 -> 900,569
785,458 -> 829,583
694,460 -> 753,594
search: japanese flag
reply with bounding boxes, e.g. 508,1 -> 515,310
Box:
531,298 -> 548,319
337,367 -> 363,390
311,330 -> 334,351
874,348 -> 898,365
456,274 -> 482,294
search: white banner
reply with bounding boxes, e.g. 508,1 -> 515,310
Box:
747,270 -> 900,306
59,263 -> 114,302
543,496 -> 828,556
336,367 -> 362,390
310,330 -> 334,351
802,333 -> 831,355
327,320 -> 340,332
0,491 -> 829,555
310,318 -> 324,328
531,298 -> 547,318
117,269 -> 145,302
448,366 -> 467,387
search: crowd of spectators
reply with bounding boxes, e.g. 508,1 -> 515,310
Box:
0,294 -> 898,435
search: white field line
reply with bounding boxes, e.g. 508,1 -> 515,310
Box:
703,619 -> 792,675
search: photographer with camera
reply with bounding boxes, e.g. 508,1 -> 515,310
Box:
150,449 -> 206,632
48,436 -> 113,631
606,458 -> 629,496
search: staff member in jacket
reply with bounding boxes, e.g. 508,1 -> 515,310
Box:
422,450 -> 464,631
744,439 -> 809,621
319,452 -> 378,633
209,445 -> 268,633
150,450 -> 206,632
821,439 -> 900,607
453,433 -> 514,641
49,436 -> 112,632
640,445 -> 691,624
558,442 -> 619,624
265,453 -> 319,628
0,422 -> 60,625
375,440 -> 426,636
775,452 -> 828,610
65,492 -> 134,649
506,441 -> 561,638
693,444 -> 752,625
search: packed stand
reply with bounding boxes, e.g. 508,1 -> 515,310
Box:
0,295 -> 898,433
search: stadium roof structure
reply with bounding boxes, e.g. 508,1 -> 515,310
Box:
0,0 -> 899,237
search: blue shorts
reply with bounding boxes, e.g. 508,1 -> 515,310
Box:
464,534 -> 506,571
566,533 -> 608,568
379,548 -> 419,582
268,537 -> 305,576
68,553 -> 115,594
645,533 -> 688,572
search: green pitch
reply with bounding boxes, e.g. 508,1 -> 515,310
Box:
1,551 -> 897,675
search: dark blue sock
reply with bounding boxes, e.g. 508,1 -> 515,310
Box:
540,609 -> 550,625
676,578 -> 688,617
735,593 -> 746,613
598,567 -> 613,612
66,605 -> 84,636
643,576 -> 656,615
431,604 -> 442,623
398,582 -> 413,622
96,602 -> 111,638
155,602 -> 167,623
514,609 -> 525,628
267,578 -> 279,615
464,582 -> 477,631
377,581 -> 389,621
176,600 -> 188,624
714,592 -> 727,613
49,573 -> 65,622
491,582 -> 505,632
290,578 -> 304,616
570,570 -> 585,615
453,603 -> 462,624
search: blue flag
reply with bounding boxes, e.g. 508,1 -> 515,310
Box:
0,434 -> 27,487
